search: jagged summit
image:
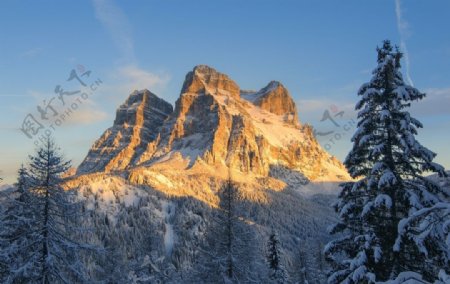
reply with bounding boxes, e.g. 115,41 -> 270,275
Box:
114,89 -> 173,126
77,89 -> 172,174
180,65 -> 240,98
76,65 -> 350,202
241,80 -> 299,125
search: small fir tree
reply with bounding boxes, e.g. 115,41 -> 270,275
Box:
266,231 -> 287,283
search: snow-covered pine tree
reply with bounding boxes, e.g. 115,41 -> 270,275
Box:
294,248 -> 308,284
324,40 -> 449,283
316,240 -> 325,276
266,231 -> 288,283
221,178 -> 239,281
12,137 -> 94,283
392,195 -> 450,282
193,178 -> 257,283
0,165 -> 38,283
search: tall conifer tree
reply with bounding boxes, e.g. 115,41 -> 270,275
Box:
1,138 -> 95,283
325,41 -> 449,283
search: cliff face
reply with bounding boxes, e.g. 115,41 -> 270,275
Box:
77,90 -> 173,174
76,65 -> 350,202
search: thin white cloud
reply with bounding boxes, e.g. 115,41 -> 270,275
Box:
297,99 -> 355,114
297,98 -> 356,124
98,65 -> 170,104
63,107 -> 108,125
20,48 -> 43,58
117,65 -> 170,92
18,90 -> 108,126
395,0 -> 414,86
298,86 -> 450,123
426,87 -> 450,97
295,80 -> 363,124
297,99 -> 335,112
410,87 -> 450,116
91,0 -> 170,101
92,0 -> 134,62
0,94 -> 33,97
361,68 -> 372,75
28,90 -> 50,101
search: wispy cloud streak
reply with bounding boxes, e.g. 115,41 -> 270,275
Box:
91,0 -> 170,97
395,0 -> 414,86
20,47 -> 43,58
92,0 -> 135,62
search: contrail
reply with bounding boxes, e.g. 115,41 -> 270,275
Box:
395,0 -> 414,86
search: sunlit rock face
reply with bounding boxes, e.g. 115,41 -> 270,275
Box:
76,65 -> 350,200
241,80 -> 300,126
76,90 -> 173,174
180,65 -> 240,98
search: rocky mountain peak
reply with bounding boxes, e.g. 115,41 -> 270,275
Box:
263,80 -> 282,90
181,65 -> 240,98
114,89 -> 173,126
77,89 -> 173,174
77,65 -> 350,187
241,80 -> 299,125
193,64 -> 217,75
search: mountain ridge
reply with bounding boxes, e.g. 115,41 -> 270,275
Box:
75,65 -> 350,205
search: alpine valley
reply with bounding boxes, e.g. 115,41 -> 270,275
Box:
65,65 -> 352,283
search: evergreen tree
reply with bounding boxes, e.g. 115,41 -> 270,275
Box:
221,178 -> 239,280
316,240 -> 325,275
295,248 -> 308,284
193,178 -> 257,283
1,138 -> 95,283
266,231 -> 288,283
0,165 -> 37,283
324,40 -> 449,283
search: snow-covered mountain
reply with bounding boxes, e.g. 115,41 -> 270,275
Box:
75,65 -> 349,202
66,65 -> 352,282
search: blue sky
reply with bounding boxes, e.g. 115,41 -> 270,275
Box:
1,0 -> 449,183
